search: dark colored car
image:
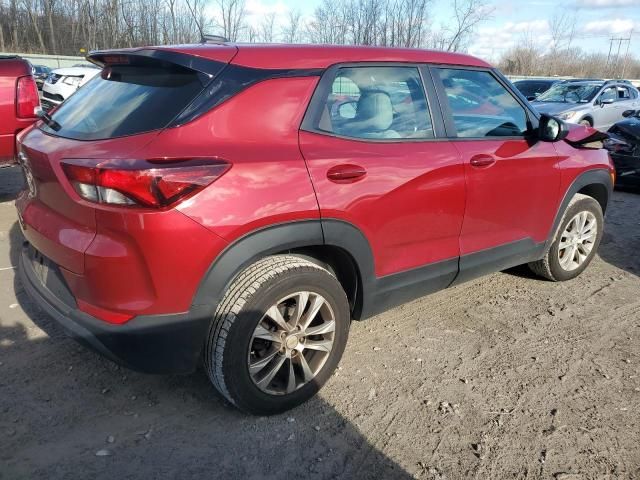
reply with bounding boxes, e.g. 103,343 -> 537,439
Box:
513,78 -> 560,101
31,64 -> 51,90
605,109 -> 640,188
16,43 -> 614,414
0,55 -> 40,167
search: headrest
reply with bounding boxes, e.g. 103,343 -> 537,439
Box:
352,91 -> 394,132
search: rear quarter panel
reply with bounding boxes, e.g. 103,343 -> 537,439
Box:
141,76 -> 323,241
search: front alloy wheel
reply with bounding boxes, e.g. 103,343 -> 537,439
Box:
529,193 -> 604,281
557,211 -> 598,271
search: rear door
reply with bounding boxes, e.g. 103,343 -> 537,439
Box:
300,64 -> 465,281
16,50 -> 233,274
431,67 -> 561,281
616,85 -> 640,118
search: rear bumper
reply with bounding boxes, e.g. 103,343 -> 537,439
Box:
19,243 -> 211,374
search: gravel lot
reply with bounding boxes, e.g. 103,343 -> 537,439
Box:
1,165 -> 639,480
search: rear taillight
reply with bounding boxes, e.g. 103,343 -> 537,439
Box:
16,76 -> 40,118
61,159 -> 230,208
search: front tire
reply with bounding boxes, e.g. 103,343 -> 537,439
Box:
204,255 -> 350,415
529,193 -> 603,281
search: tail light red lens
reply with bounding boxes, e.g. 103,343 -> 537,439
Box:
61,159 -> 230,208
77,300 -> 134,325
16,75 -> 40,118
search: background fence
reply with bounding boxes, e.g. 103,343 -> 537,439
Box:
2,52 -> 85,68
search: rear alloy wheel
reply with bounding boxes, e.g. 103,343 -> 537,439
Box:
204,255 -> 350,415
529,193 -> 604,281
579,119 -> 593,127
249,291 -> 336,395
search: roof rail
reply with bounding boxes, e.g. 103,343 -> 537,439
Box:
201,34 -> 229,45
0,54 -> 19,59
560,78 -> 604,83
604,79 -> 631,85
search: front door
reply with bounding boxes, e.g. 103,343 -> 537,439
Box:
593,86 -> 621,129
431,67 -> 561,281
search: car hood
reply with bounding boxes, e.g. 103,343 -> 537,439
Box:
563,122 -> 606,143
50,67 -> 100,77
531,102 -> 587,116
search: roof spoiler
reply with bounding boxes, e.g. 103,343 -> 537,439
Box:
86,48 -> 228,76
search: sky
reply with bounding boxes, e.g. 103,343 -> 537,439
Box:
234,0 -> 640,61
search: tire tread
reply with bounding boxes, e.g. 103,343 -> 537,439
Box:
204,255 -> 330,407
529,193 -> 600,281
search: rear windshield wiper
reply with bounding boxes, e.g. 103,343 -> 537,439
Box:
35,107 -> 61,131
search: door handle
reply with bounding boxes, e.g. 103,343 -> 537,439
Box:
327,164 -> 367,183
470,154 -> 496,168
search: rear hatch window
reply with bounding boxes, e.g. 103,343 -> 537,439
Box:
40,56 -> 216,140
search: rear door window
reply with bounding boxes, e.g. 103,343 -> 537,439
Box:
617,86 -> 631,100
41,60 -> 210,140
313,66 -> 434,140
436,68 -> 528,138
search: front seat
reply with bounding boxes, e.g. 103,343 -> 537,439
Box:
345,91 -> 400,139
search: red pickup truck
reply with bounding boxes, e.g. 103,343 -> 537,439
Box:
0,55 -> 40,167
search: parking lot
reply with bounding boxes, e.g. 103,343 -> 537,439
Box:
0,165 -> 638,479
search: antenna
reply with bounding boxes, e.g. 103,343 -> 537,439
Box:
201,34 -> 229,45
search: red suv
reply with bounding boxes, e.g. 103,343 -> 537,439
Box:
16,44 -> 613,414
0,55 -> 39,167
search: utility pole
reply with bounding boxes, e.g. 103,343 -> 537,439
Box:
606,37 -> 614,71
608,35 -> 631,78
621,30 -> 633,79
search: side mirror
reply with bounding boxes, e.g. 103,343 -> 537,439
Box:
600,98 -> 615,106
538,114 -> 569,142
622,109 -> 637,118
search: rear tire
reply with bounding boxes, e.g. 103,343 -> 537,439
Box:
579,118 -> 593,127
529,194 -> 603,281
204,255 -> 350,415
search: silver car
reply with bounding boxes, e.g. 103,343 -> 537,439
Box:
532,80 -> 640,130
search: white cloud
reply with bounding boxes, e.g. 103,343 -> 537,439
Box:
467,20 -> 552,61
580,0 -> 640,8
584,19 -> 637,34
245,0 -> 289,18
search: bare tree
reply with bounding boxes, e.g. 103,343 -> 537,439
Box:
443,0 -> 493,52
306,0 -> 349,45
246,25 -> 257,43
546,8 -> 579,75
282,8 -> 302,44
185,0 -> 211,39
258,12 -> 276,43
213,0 -> 245,41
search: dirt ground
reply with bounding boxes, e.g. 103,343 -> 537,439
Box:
0,164 -> 638,480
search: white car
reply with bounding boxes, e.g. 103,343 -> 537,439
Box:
41,66 -> 101,110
